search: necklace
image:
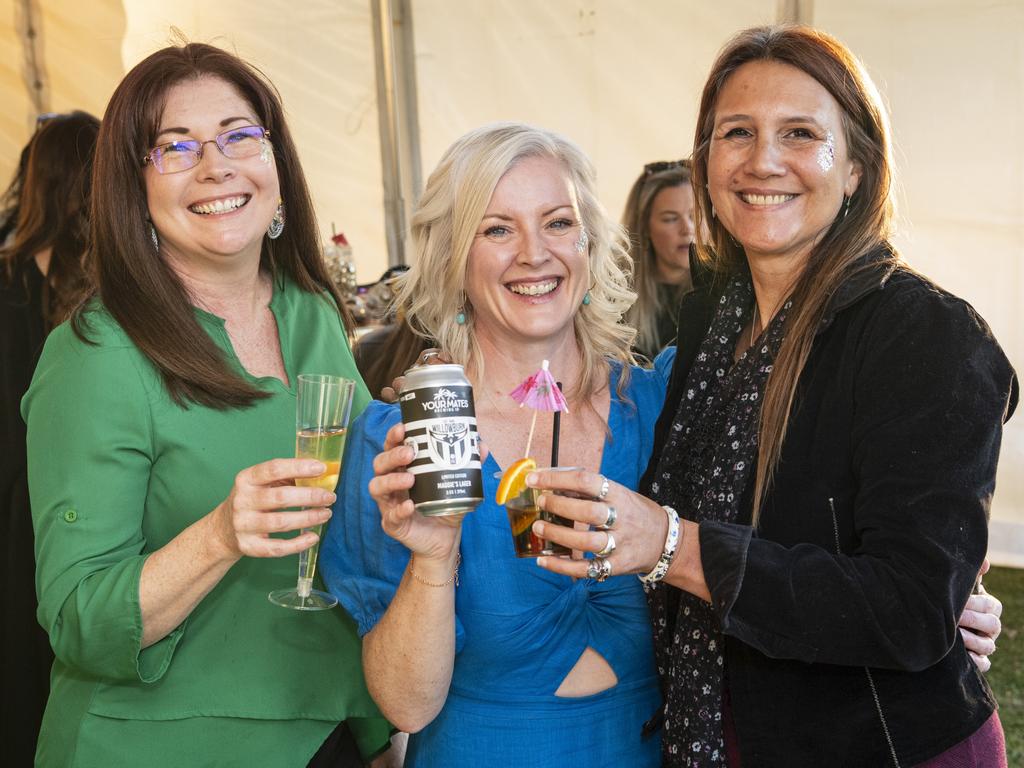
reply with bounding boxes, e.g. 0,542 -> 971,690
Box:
482,385 -> 512,417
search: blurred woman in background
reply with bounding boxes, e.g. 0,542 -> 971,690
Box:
0,110 -> 99,766
622,159 -> 696,359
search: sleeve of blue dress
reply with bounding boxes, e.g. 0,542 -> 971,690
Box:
653,346 -> 676,392
322,400 -> 466,649
22,320 -> 186,683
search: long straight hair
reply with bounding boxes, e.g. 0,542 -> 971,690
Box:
0,111 -> 99,329
621,161 -> 692,357
690,25 -> 898,523
77,42 -> 350,409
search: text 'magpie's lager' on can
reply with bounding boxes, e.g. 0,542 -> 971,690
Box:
399,363 -> 484,516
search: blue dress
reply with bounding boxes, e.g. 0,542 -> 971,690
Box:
321,353 -> 674,767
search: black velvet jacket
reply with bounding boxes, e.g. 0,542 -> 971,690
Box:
643,253 -> 1018,766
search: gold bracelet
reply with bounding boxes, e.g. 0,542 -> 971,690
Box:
409,553 -> 461,588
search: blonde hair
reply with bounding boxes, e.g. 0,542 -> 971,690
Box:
621,161 -> 693,357
395,122 -> 637,401
690,25 -> 898,524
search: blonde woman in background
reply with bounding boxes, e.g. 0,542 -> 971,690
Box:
622,159 -> 696,359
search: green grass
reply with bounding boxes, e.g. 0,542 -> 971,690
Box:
983,566 -> 1024,764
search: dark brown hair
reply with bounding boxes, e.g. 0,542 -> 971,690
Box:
77,42 -> 350,409
355,314 -> 431,399
690,25 -> 897,523
621,160 -> 692,356
1,111 -> 100,329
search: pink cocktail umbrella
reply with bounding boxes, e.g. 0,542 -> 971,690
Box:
509,360 -> 569,459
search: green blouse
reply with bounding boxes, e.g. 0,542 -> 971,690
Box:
23,275 -> 389,767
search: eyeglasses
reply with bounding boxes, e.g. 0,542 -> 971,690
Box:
643,159 -> 690,176
142,125 -> 271,174
36,112 -> 62,127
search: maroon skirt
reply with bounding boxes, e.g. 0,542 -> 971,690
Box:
723,698 -> 1005,767
914,711 -> 1006,768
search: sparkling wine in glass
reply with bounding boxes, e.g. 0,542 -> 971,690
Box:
268,374 -> 355,611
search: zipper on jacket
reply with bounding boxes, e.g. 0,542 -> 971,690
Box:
828,497 -> 902,768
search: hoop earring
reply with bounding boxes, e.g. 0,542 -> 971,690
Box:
267,201 -> 285,240
150,223 -> 159,252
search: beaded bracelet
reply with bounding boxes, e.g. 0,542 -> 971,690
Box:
409,553 -> 461,588
638,506 -> 681,585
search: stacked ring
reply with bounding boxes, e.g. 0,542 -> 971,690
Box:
586,557 -> 613,582
595,532 -> 616,557
596,505 -> 617,530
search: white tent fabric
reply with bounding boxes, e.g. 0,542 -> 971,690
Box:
2,0 -> 1022,562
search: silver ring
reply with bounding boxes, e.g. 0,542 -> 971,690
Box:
595,532 -> 616,558
596,476 -> 610,501
586,557 -> 613,582
596,505 -> 617,531
418,350 -> 440,365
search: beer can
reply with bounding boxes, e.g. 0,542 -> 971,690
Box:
399,363 -> 484,516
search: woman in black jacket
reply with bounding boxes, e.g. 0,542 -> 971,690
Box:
530,25 -> 1016,767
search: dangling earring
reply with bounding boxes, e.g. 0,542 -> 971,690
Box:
267,200 -> 285,239
582,292 -> 591,306
150,223 -> 159,252
843,196 -> 852,219
455,308 -> 467,325
707,183 -> 716,218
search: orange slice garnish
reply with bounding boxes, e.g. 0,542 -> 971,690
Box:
496,457 -> 537,505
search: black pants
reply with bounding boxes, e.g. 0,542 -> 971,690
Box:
307,721 -> 365,768
1,477 -> 54,768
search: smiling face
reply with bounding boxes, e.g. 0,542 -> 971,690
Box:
144,75 -> 280,276
464,155 -> 588,348
708,59 -> 861,273
647,182 -> 695,284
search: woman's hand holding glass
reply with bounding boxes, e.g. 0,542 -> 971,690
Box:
369,422 -> 463,565
210,458 -> 335,560
526,468 -> 666,578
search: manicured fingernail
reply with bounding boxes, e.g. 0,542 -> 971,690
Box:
322,492 -> 337,504
309,461 -> 326,473
319,509 -> 332,521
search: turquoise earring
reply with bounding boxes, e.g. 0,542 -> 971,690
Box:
455,309 -> 467,325
582,292 -> 591,306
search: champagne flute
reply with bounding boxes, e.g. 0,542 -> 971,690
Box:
268,374 -> 355,611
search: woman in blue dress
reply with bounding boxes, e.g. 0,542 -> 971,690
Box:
320,123 -> 669,767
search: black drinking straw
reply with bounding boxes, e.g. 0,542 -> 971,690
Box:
550,382 -> 563,467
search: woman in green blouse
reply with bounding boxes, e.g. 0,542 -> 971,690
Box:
22,43 -> 390,767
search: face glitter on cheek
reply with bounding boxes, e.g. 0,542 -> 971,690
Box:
259,138 -> 273,165
575,227 -> 588,255
817,130 -> 836,172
